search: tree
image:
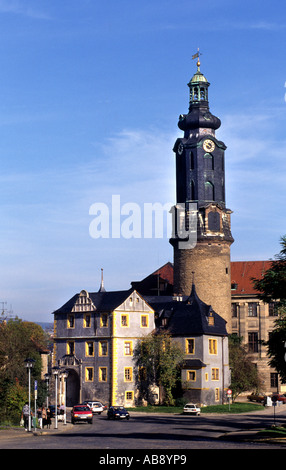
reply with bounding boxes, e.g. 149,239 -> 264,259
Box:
134,331 -> 185,406
229,335 -> 262,400
252,235 -> 286,383
252,235 -> 286,307
0,317 -> 50,424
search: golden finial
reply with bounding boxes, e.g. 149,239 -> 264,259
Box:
192,48 -> 202,70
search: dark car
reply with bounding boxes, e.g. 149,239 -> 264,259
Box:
107,406 -> 130,420
71,405 -> 93,424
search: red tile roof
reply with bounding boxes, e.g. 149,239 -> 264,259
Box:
230,261 -> 273,295
152,262 -> 174,284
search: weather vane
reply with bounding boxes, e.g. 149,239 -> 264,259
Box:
192,48 -> 202,68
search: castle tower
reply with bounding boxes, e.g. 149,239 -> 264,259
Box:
170,54 -> 234,328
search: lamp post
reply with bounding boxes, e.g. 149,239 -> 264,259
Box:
52,366 -> 60,429
44,373 -> 50,409
61,370 -> 69,425
24,358 -> 35,432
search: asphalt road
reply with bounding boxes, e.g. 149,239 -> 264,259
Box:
1,405 -> 286,451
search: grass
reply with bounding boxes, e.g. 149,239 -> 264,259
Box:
258,426 -> 286,438
127,402 -> 262,414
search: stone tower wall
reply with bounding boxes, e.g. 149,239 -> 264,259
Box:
173,241 -> 232,330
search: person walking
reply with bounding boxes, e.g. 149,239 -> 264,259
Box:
46,406 -> 51,429
42,406 -> 47,428
21,403 -> 30,431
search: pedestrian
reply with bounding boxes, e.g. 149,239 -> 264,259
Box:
21,403 -> 30,431
46,406 -> 51,429
42,406 -> 47,428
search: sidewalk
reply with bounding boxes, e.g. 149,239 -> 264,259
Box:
0,419 -> 73,440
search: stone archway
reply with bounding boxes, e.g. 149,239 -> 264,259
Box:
66,369 -> 80,406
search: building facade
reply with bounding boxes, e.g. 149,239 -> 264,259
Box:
53,283 -> 230,407
133,260 -> 282,395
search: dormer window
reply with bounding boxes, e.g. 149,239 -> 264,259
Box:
208,311 -> 214,326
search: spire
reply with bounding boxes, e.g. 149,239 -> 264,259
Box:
98,268 -> 106,293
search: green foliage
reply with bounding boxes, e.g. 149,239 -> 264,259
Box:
134,331 -> 185,406
0,317 -> 50,425
266,307 -> 286,383
252,236 -> 286,382
228,335 -> 262,400
252,235 -> 286,307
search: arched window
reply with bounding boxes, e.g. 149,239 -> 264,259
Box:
205,181 -> 214,201
208,211 -> 220,232
190,180 -> 195,200
193,87 -> 198,101
190,151 -> 195,170
204,153 -> 214,170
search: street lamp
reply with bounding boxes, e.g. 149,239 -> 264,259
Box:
61,370 -> 69,425
24,358 -> 35,432
52,366 -> 60,429
44,373 -> 51,409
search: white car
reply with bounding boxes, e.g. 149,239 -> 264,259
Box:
183,403 -> 201,415
84,401 -> 104,414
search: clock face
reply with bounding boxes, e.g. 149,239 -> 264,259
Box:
178,142 -> 184,155
203,139 -> 215,153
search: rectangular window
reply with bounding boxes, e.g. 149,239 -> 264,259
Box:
99,367 -> 107,382
86,341 -> 94,357
121,314 -> 129,327
209,339 -> 217,355
187,370 -> 196,382
100,313 -> 108,327
99,341 -> 108,356
231,303 -> 239,318
124,341 -> 133,356
85,367 -> 94,382
248,303 -> 258,317
215,388 -> 220,401
141,315 -> 149,327
185,338 -> 195,354
269,302 -> 278,317
248,332 -> 259,353
125,391 -> 134,401
67,341 -> 74,355
83,314 -> 91,328
270,372 -> 278,388
124,367 -> 133,382
211,368 -> 219,380
67,314 -> 75,328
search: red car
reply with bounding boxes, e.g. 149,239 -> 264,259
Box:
271,394 -> 286,403
71,405 -> 93,424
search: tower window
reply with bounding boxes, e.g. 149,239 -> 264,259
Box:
208,211 -> 220,231
205,181 -> 214,201
190,151 -> 195,170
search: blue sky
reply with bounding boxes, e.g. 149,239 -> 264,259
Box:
0,0 -> 285,322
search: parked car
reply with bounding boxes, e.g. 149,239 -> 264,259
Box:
49,405 -> 64,418
271,394 -> 286,403
247,392 -> 266,403
183,403 -> 201,415
71,405 -> 93,424
83,401 -> 104,414
107,406 -> 130,420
